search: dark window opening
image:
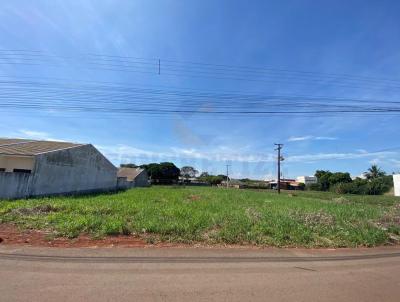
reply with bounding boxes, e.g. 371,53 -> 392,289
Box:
13,169 -> 32,174
0,168 -> 5,172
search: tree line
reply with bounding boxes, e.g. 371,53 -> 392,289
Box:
120,163 -> 227,185
308,165 -> 394,195
121,162 -> 395,195
121,162 -> 180,184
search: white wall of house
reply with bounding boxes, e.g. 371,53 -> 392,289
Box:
296,176 -> 317,185
394,174 -> 400,197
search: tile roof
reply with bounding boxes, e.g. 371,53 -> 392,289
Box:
117,167 -> 146,181
0,138 -> 84,156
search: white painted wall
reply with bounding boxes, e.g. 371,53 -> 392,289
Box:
296,176 -> 317,185
394,174 -> 400,197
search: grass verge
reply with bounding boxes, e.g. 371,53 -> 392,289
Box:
1,186 -> 399,247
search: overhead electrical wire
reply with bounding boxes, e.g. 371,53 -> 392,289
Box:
0,80 -> 399,117
2,49 -> 400,85
1,49 -> 400,91
0,49 -> 400,118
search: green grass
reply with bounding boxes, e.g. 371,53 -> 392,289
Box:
1,186 -> 399,247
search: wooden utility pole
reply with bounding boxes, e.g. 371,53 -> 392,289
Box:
274,144 -> 283,194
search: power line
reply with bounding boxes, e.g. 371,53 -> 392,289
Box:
2,49 -> 400,91
1,93 -> 399,115
2,49 -> 400,86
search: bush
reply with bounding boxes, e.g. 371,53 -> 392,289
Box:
330,182 -> 367,195
329,177 -> 391,195
198,175 -> 224,185
306,183 -> 323,191
366,178 -> 391,195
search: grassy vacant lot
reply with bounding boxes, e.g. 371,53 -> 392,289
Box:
1,186 -> 399,247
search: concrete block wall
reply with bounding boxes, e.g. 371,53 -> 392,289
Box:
117,177 -> 135,190
0,172 -> 31,199
134,170 -> 150,187
30,144 -> 118,196
0,144 -> 118,199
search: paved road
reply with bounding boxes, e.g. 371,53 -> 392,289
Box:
1,246 -> 400,302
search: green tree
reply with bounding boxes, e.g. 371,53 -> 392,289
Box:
180,166 -> 199,181
208,175 -> 224,185
198,172 -> 224,185
366,178 -> 391,195
364,164 -> 386,180
144,162 -> 180,184
315,170 -> 332,191
314,170 -> 351,191
199,172 -> 209,178
329,172 -> 352,185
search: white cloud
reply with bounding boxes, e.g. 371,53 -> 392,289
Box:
18,130 -> 51,140
97,143 -> 398,168
288,135 -> 337,142
5,129 -> 66,142
98,144 -> 276,164
287,136 -> 313,142
286,151 -> 396,163
389,159 -> 400,168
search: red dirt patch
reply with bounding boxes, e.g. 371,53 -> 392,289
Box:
187,194 -> 201,201
0,224 -> 177,248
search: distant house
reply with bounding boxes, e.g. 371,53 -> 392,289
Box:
296,176 -> 318,185
220,179 -> 246,189
0,138 -> 117,199
117,167 -> 149,189
268,179 -> 304,190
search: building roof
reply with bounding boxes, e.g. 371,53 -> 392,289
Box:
117,167 -> 146,181
0,138 -> 84,156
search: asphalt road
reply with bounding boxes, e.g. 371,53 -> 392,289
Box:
1,246 -> 400,302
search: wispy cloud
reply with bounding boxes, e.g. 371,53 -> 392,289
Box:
286,151 -> 396,163
389,159 -> 400,168
288,135 -> 337,142
9,129 -> 66,142
97,143 -> 397,167
18,130 -> 51,140
97,144 -> 275,164
287,135 -> 314,142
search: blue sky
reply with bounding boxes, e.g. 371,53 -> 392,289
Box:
0,0 -> 400,179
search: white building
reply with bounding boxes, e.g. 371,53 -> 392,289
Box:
296,176 -> 318,185
394,174 -> 400,197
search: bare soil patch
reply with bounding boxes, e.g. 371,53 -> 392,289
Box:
0,224 -> 176,248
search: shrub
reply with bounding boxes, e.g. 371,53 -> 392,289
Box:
329,178 -> 391,195
366,178 -> 391,195
306,183 -> 323,191
330,182 -> 367,195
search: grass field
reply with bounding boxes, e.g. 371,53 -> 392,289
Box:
1,186 -> 399,247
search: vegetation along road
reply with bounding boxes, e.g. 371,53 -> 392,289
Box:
1,186 -> 399,248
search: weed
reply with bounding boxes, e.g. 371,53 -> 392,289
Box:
1,186 -> 399,247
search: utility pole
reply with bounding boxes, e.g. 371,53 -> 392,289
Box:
226,164 -> 231,188
158,59 -> 161,75
274,144 -> 283,194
